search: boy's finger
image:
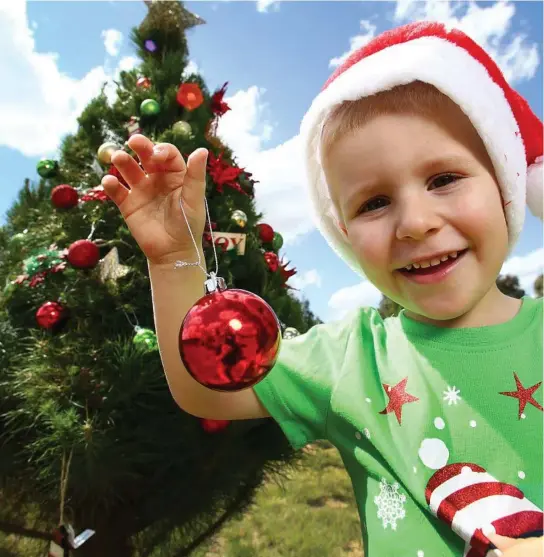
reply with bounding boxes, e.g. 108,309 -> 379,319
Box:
110,150 -> 147,188
128,135 -> 186,176
101,175 -> 129,207
181,148 -> 208,208
487,533 -> 519,550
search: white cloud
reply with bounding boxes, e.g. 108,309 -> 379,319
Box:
256,0 -> 280,13
102,28 -> 122,57
216,90 -> 315,243
500,247 -> 544,296
182,60 -> 200,78
0,2 -> 139,158
328,280 -> 383,321
289,269 -> 322,293
393,0 -> 539,84
329,20 -> 377,68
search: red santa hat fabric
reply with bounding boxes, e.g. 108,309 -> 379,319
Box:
300,21 -> 543,276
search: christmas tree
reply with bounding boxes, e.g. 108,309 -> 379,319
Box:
0,2 -> 320,555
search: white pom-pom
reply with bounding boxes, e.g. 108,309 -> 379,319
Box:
527,156 -> 543,220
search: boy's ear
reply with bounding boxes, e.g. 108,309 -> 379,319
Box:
338,221 -> 348,237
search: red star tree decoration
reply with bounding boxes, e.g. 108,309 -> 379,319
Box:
279,258 -> 297,288
379,377 -> 419,425
499,372 -> 543,419
207,151 -> 247,195
211,82 -> 231,117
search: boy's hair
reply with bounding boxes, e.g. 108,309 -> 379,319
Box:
320,81 -> 456,162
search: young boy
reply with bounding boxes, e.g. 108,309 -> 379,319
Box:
102,22 -> 543,557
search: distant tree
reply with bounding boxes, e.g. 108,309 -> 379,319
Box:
534,274 -> 543,298
378,296 -> 402,319
496,275 -> 525,299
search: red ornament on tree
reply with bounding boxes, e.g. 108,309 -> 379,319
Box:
257,223 -> 274,243
36,301 -> 66,330
264,251 -> 279,272
200,418 -> 231,433
51,184 -> 79,209
179,275 -> 281,392
136,76 -> 152,89
176,83 -> 204,111
67,240 -> 100,269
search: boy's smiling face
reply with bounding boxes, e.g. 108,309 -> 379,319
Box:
323,100 -> 510,323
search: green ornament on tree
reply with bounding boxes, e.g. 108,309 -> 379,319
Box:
37,158 -> 58,178
172,120 -> 192,138
272,232 -> 284,251
133,326 -> 158,351
140,99 -> 161,116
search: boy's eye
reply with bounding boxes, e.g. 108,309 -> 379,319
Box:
429,174 -> 460,189
359,196 -> 389,214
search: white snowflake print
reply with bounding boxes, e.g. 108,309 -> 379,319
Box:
374,477 -> 406,530
443,385 -> 462,406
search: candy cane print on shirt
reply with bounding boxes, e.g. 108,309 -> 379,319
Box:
418,438 -> 543,557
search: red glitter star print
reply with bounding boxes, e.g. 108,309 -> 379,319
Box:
500,372 -> 543,419
379,377 -> 419,425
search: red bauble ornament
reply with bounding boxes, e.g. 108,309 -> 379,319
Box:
200,418 -> 231,433
36,301 -> 66,330
67,240 -> 100,269
136,76 -> 152,89
264,251 -> 279,272
51,184 -> 79,209
176,83 -> 204,111
179,276 -> 281,392
257,223 -> 274,243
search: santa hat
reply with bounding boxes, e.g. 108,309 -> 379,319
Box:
300,21 -> 543,277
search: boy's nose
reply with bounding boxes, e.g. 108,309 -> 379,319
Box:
395,196 -> 443,241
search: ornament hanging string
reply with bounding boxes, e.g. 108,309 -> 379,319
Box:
174,195 -> 219,280
59,449 -> 73,526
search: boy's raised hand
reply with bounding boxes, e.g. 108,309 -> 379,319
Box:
101,134 -> 208,265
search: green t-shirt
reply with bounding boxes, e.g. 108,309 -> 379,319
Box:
253,296 -> 543,557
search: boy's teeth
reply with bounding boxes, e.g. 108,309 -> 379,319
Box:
403,250 -> 463,271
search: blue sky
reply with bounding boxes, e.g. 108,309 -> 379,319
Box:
1,0 -> 542,322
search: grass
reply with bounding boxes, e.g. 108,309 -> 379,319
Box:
0,441 -> 363,556
193,440 -> 363,557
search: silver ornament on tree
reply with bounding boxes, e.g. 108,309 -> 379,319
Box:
283,327 -> 300,340
98,248 -> 131,283
231,209 -> 248,228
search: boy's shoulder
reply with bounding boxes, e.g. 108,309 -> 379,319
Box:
283,305 -> 386,354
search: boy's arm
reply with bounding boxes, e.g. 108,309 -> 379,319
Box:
148,253 -> 270,420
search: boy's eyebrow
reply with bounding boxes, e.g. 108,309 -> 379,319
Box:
343,153 -> 469,208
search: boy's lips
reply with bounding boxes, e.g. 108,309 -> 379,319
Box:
396,249 -> 469,285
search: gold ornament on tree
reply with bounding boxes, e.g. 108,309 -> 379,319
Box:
98,247 -> 131,283
97,142 -> 120,165
172,120 -> 192,138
